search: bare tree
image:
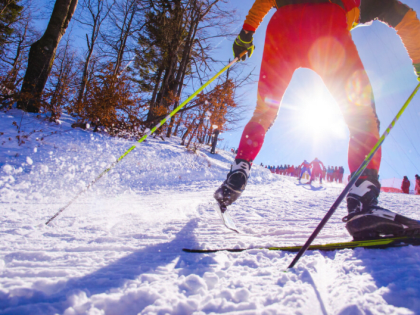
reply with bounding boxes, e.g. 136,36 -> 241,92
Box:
17,0 -> 78,112
75,0 -> 114,106
100,0 -> 149,76
43,34 -> 78,120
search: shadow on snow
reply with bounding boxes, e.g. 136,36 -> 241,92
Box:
0,218 -> 217,315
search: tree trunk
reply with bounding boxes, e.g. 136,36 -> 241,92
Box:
186,116 -> 203,148
165,7 -> 199,138
17,0 -> 78,112
147,64 -> 164,122
165,112 -> 175,137
186,122 -> 199,149
76,39 -> 94,105
173,111 -> 183,136
181,123 -> 193,146
146,2 -> 184,123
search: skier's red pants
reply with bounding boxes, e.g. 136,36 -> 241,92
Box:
310,168 -> 322,182
235,3 -> 381,174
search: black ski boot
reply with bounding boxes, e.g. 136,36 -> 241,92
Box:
343,170 -> 420,240
344,206 -> 420,241
214,159 -> 251,213
343,171 -> 380,240
345,172 -> 381,217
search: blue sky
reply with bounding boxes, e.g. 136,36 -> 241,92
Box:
218,0 -> 420,182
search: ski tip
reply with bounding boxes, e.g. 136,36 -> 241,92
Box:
225,223 -> 240,234
213,202 -> 240,233
224,225 -> 241,234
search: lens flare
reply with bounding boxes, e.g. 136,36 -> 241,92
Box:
309,36 -> 346,75
264,97 -> 281,108
345,70 -> 373,107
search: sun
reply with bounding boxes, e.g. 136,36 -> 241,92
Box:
294,84 -> 347,141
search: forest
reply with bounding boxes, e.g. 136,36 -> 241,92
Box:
0,0 -> 251,149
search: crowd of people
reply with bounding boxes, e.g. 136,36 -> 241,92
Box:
261,159 -> 345,184
401,175 -> 420,195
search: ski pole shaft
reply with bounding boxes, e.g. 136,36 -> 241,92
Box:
45,52 -> 247,225
288,82 -> 420,269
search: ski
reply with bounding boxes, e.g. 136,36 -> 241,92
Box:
296,181 -> 311,185
213,202 -> 240,233
183,236 -> 420,253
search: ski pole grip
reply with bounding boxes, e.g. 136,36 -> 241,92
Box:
238,50 -> 248,60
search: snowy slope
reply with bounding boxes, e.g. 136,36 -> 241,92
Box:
1,109 -> 420,315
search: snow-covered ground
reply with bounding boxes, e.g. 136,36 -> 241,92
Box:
1,109 -> 420,315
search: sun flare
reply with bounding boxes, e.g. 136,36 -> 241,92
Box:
294,85 -> 347,141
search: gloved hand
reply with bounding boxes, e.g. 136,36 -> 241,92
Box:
233,29 -> 255,61
414,63 -> 420,82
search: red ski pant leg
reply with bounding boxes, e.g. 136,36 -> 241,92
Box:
236,9 -> 297,162
319,42 -> 381,174
302,4 -> 381,174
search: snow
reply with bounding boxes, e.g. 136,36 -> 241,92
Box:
1,109 -> 420,315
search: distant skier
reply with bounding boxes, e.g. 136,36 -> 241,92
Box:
213,0 -> 420,240
298,160 -> 311,182
401,176 -> 410,194
309,158 -> 325,184
415,175 -> 420,195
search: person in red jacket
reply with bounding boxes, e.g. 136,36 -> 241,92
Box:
415,175 -> 420,195
213,0 -> 420,240
401,176 -> 410,194
309,158 -> 325,184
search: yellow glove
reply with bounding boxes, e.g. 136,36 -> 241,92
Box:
414,63 -> 420,82
233,29 -> 255,61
